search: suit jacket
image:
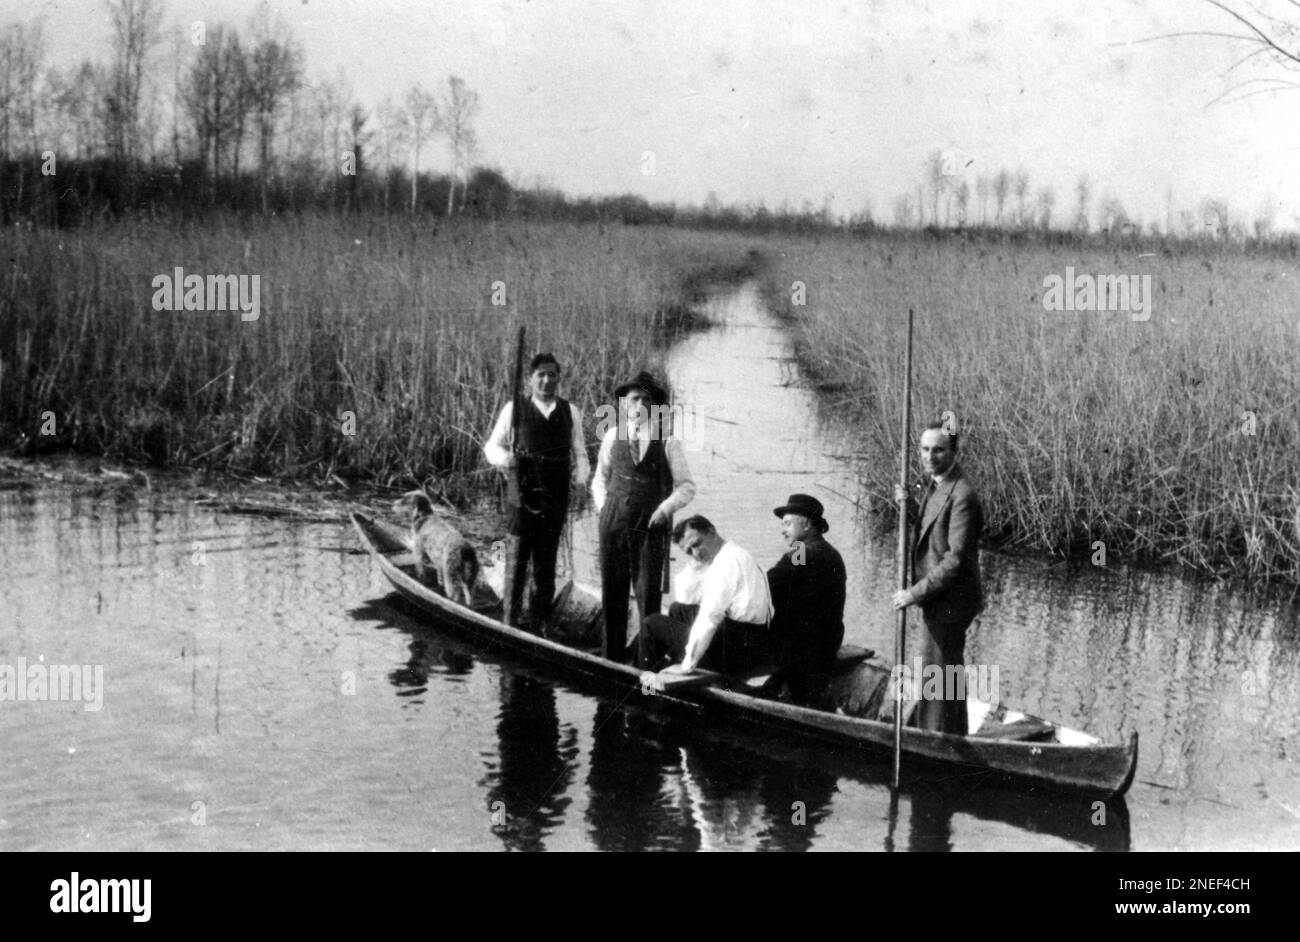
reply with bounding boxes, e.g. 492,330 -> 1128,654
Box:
767,534 -> 846,666
910,464 -> 984,626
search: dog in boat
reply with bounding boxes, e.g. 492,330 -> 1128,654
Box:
394,490 -> 480,606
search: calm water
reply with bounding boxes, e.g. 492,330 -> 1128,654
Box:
3,284 -> 1298,851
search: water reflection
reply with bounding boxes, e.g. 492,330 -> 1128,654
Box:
481,674 -> 578,851
351,598 -> 474,699
585,703 -> 839,851
586,703 -> 700,851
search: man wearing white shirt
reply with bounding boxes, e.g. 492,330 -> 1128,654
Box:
641,515 -> 775,673
484,353 -> 590,628
592,371 -> 695,662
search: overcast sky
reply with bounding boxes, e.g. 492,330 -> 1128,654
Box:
22,0 -> 1300,228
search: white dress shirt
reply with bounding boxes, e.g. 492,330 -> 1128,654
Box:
681,541 -> 773,671
591,420 -> 695,519
483,397 -> 590,487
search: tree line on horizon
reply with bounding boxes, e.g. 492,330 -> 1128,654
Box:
894,149 -> 1287,245
1,2 -> 1296,250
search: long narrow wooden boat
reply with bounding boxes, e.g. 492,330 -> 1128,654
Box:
351,512 -> 1138,799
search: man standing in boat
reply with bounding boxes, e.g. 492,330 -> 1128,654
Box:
484,353 -> 590,629
892,421 -> 984,734
592,370 -> 695,662
641,515 -> 774,673
767,494 -> 846,704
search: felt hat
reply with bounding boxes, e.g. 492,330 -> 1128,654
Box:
773,493 -> 829,533
614,370 -> 668,405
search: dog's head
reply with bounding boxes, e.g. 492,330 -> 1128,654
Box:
394,490 -> 434,520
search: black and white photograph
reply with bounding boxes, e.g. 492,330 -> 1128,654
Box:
0,0 -> 1296,880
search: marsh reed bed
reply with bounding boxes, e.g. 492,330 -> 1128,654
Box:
0,214 -> 753,499
764,233 -> 1300,582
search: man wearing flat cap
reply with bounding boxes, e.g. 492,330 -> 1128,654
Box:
592,370 -> 696,662
767,494 -> 847,703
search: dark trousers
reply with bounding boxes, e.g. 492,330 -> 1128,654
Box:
915,614 -> 971,735
641,602 -> 775,673
780,627 -> 845,705
599,502 -> 667,661
505,508 -> 565,629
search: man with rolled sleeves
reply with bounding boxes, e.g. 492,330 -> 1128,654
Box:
892,422 -> 985,735
592,371 -> 695,662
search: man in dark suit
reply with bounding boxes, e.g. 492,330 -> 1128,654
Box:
892,422 -> 984,734
766,494 -> 846,704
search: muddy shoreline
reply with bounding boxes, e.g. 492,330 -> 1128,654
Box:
0,451 -> 513,552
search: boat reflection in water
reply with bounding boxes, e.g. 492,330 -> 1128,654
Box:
370,601 -> 1128,852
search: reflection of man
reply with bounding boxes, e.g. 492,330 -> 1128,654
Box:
484,353 -> 589,628
641,516 -> 774,673
892,422 -> 984,734
766,494 -> 846,704
593,371 -> 695,662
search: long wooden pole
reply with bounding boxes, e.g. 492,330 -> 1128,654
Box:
892,309 -> 914,790
503,326 -> 525,625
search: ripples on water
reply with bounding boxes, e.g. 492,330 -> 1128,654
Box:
2,287 -> 1297,851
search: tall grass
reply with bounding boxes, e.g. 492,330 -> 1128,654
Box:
763,232 -> 1300,582
0,214 -> 754,499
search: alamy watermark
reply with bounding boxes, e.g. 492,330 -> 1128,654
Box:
0,657 -> 104,712
594,401 -> 703,451
151,267 -> 261,321
889,657 -> 999,703
50,872 -> 150,922
1041,266 -> 1151,322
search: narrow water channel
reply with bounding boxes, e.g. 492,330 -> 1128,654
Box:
2,282 -> 1297,851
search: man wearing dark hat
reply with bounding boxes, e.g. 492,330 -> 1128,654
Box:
485,352 -> 590,628
592,370 -> 695,662
766,494 -> 847,704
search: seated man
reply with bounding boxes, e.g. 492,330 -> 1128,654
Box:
766,494 -> 847,704
641,515 -> 775,673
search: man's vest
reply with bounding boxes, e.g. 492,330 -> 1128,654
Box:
604,428 -> 671,527
516,396 -> 572,517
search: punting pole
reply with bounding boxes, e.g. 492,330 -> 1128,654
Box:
892,309 -> 914,791
503,325 -> 526,625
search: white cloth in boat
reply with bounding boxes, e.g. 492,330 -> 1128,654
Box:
590,420 -> 695,520
677,540 -> 774,672
483,396 -> 589,487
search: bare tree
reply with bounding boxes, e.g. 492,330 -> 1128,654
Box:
892,193 -> 914,228
312,73 -> 347,184
49,61 -> 101,159
104,0 -> 162,162
439,75 -> 479,215
1201,197 -> 1230,239
953,180 -> 970,226
403,84 -> 438,213
992,169 -> 1011,227
346,102 -> 369,211
1074,174 -> 1091,233
1196,1 -> 1300,103
1035,186 -> 1056,230
0,19 -> 48,159
975,173 -> 990,226
374,94 -> 405,211
925,149 -> 947,226
1252,194 -> 1278,241
185,24 -> 243,182
1012,168 -> 1030,227
244,14 -> 302,212
1099,194 -> 1130,234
